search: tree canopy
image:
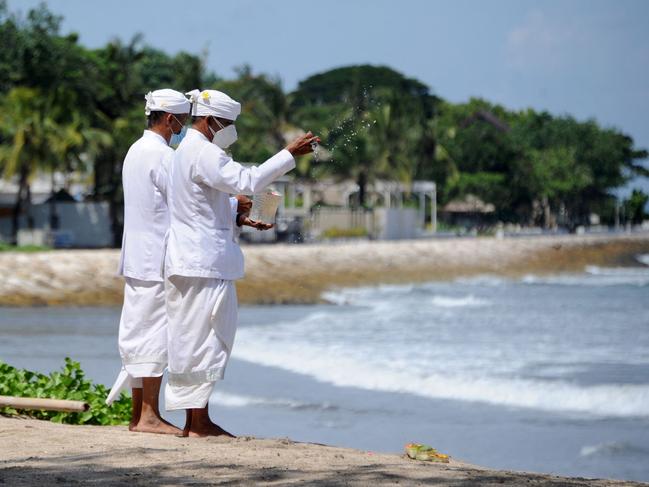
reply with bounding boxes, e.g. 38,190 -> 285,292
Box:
0,1 -> 646,244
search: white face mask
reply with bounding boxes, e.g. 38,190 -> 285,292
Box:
208,117 -> 238,149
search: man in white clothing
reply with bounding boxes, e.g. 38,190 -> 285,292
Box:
107,89 -> 190,435
165,89 -> 318,437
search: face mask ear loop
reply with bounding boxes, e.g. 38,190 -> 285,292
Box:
212,116 -> 225,131
170,114 -> 182,135
206,116 -> 217,141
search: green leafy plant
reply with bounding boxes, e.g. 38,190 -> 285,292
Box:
0,358 -> 131,425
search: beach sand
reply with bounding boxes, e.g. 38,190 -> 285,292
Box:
1,416 -> 645,486
0,233 -> 648,306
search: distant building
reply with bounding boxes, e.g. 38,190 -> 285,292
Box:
243,174 -> 437,242
0,172 -> 111,247
1,168 -> 439,246
440,194 -> 496,230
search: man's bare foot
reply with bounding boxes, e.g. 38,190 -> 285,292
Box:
130,415 -> 182,435
128,387 -> 143,431
181,407 -> 235,438
187,420 -> 235,438
127,377 -> 180,434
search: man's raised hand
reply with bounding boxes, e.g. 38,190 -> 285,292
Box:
286,131 -> 320,156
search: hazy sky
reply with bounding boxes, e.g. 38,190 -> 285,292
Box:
7,0 -> 649,193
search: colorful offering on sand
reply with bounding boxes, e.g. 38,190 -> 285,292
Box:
405,443 -> 450,463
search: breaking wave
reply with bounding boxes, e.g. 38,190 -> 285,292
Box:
430,295 -> 491,308
211,391 -> 339,412
580,441 -> 649,458
234,332 -> 649,419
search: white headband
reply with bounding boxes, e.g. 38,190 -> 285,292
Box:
144,89 -> 191,116
185,89 -> 241,121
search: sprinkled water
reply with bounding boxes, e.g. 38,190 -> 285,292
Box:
311,140 -> 319,161
324,85 -> 381,165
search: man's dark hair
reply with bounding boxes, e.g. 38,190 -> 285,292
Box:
147,111 -> 167,128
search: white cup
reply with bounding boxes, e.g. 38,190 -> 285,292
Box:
251,191 -> 282,223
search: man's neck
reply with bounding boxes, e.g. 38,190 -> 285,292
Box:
150,126 -> 171,144
193,119 -> 212,141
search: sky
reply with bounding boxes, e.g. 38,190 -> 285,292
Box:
7,0 -> 649,195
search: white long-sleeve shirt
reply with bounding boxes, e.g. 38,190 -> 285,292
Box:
165,128 -> 295,280
117,130 -> 173,282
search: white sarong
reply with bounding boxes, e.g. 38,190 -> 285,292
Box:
165,276 -> 238,410
106,277 -> 167,404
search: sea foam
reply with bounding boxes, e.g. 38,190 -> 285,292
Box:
234,328 -> 649,419
210,391 -> 339,412
580,441 -> 649,458
431,294 -> 491,308
521,266 -> 649,287
236,272 -> 649,419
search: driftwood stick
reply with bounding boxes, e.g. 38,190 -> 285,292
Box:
0,395 -> 89,413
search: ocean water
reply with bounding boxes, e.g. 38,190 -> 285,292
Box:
1,254 -> 648,482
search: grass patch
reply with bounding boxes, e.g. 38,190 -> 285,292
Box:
0,243 -> 52,252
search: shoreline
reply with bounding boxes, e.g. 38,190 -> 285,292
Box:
1,416 -> 645,486
0,233 -> 648,307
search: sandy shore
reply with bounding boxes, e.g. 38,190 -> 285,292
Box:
0,233 -> 648,307
1,417 -> 645,486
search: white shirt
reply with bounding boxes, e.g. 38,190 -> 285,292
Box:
165,127 -> 295,280
117,130 -> 173,282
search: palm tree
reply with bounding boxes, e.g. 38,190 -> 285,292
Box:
0,87 -> 110,242
323,89 -> 433,208
91,35 -> 145,246
0,88 -> 53,242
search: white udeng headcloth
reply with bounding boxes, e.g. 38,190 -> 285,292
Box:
186,89 -> 241,121
144,89 -> 191,116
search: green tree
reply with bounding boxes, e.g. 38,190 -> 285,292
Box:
289,65 -> 438,207
0,1 -> 98,108
524,146 -> 592,227
435,101 -> 649,227
510,111 -> 648,226
88,37 -> 214,245
0,88 -> 95,240
136,47 -> 206,95
623,189 -> 649,225
214,66 -> 289,163
434,99 -> 520,219
2,1 -> 647,237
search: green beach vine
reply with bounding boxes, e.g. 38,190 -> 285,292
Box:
0,358 -> 130,425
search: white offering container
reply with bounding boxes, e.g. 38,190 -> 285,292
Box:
251,190 -> 282,223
